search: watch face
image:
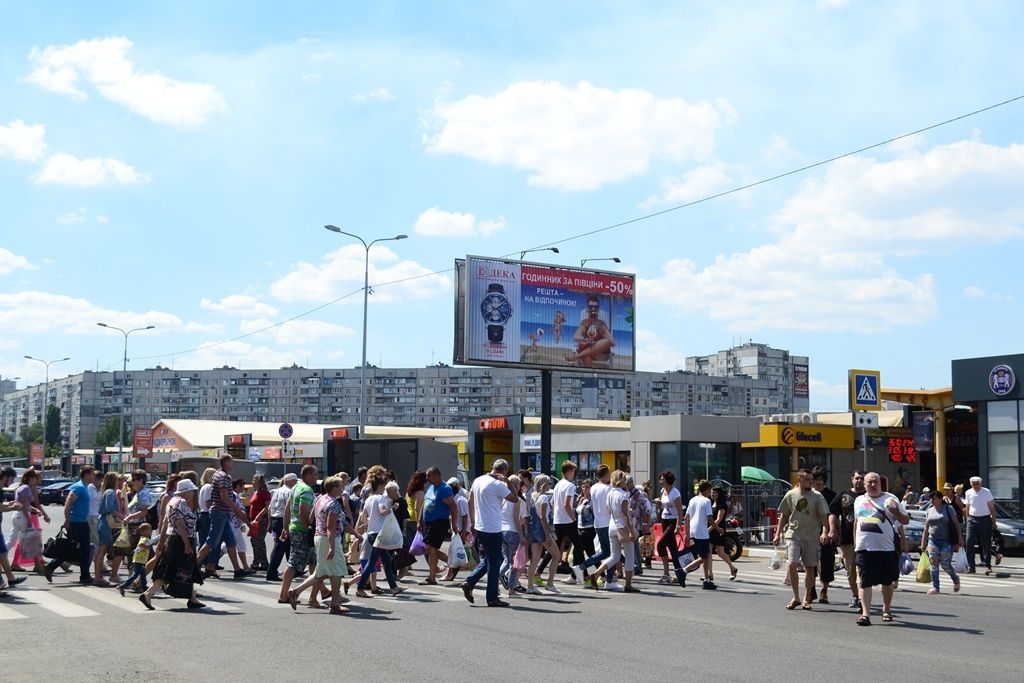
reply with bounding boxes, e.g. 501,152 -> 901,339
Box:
480,292 -> 512,324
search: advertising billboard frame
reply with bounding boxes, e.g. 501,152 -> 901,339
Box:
454,255 -> 636,374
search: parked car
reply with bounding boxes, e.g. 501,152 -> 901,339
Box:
39,480 -> 75,505
907,502 -> 1024,555
2,467 -> 27,501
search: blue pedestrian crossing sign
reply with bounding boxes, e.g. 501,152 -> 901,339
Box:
849,369 -> 882,411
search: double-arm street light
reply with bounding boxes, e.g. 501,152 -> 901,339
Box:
97,323 -> 156,469
580,257 -> 620,267
519,247 -> 559,260
324,225 -> 408,436
24,356 -> 70,463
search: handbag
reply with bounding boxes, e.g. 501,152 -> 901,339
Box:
43,528 -> 78,561
113,525 -> 132,550
373,513 -> 404,550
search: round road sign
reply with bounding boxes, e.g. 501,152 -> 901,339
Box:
278,423 -> 293,439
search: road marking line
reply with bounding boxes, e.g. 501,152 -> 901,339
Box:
19,588 -> 99,617
198,582 -> 287,609
67,586 -> 165,614
0,603 -> 28,620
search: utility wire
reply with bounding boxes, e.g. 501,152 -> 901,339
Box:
123,94 -> 1024,366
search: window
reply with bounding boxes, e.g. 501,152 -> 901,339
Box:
988,401 -> 1018,432
989,433 -> 1018,467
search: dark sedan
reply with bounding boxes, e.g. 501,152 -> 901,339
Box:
39,480 -> 75,505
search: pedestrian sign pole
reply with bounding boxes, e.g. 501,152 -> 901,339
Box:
849,370 -> 882,470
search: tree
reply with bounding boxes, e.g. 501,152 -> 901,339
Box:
20,422 -> 43,444
45,404 -> 61,448
94,416 -> 131,449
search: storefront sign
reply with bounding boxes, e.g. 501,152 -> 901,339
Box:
328,428 -> 350,439
521,435 -> 541,451
133,428 -> 153,459
479,417 -> 509,431
990,364 -> 1016,396
263,447 -> 282,460
953,354 -> 1024,401
227,434 -> 246,445
744,423 -> 854,450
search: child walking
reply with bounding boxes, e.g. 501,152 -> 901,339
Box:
118,522 -> 154,596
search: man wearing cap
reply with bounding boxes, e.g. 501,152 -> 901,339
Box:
918,487 -> 932,507
419,467 -> 461,585
266,473 -> 297,582
964,476 -> 998,575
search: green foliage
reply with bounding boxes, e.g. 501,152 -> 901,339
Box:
45,404 -> 61,447
94,416 -> 131,449
20,422 -> 43,444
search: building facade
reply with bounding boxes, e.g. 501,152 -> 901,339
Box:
685,341 -> 810,413
0,358 -> 808,450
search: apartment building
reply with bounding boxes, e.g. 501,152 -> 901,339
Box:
685,341 -> 810,413
0,355 -> 806,450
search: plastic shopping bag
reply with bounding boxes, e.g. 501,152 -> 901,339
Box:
410,530 -> 427,556
373,513 -> 404,550
679,551 -> 695,569
768,547 -> 783,571
513,543 -> 527,572
900,552 -> 914,575
448,533 -> 468,569
954,548 -> 969,573
916,553 -> 931,583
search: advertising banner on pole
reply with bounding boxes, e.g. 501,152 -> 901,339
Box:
133,428 -> 154,460
454,256 -> 635,372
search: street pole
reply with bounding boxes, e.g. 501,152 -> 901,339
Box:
324,225 -> 407,437
699,442 -> 716,481
24,356 -> 70,468
861,426 -> 868,471
97,324 -> 155,471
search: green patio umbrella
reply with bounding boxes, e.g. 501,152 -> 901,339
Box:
741,466 -> 775,484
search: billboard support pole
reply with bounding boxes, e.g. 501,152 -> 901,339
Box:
541,370 -> 552,475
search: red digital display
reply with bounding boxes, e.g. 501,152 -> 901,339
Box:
888,437 -> 917,464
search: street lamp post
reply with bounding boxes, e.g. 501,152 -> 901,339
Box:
324,225 -> 408,436
97,323 -> 155,470
580,257 -> 620,267
519,247 -> 559,260
24,357 -> 70,466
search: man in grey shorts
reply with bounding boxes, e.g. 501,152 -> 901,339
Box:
775,468 -> 830,610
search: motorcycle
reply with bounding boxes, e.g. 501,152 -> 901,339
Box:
721,517 -> 745,561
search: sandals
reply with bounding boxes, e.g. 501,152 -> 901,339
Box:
730,567 -> 738,581
418,579 -> 438,586
881,612 -> 893,622
786,598 -> 800,610
801,602 -> 813,610
856,615 -> 871,626
329,604 -> 349,615
818,593 -> 829,604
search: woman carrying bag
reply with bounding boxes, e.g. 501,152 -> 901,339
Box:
140,480 -> 204,611
921,489 -> 963,594
352,476 -> 406,599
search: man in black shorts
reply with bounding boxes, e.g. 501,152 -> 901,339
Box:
853,472 -> 909,626
829,470 -> 865,609
419,466 -> 460,585
811,466 -> 837,603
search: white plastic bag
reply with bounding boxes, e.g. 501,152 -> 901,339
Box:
954,548 -> 969,573
373,513 -> 403,550
679,551 -> 695,568
768,547 -> 783,571
448,533 -> 468,569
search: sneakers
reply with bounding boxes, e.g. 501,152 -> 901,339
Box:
849,596 -> 861,610
543,583 -> 561,594
561,576 -> 577,585
675,569 -> 687,588
527,585 -> 542,595
658,575 -> 673,585
532,576 -> 546,587
571,565 -> 585,584
605,582 -> 623,592
927,588 -> 939,595
702,580 -> 717,590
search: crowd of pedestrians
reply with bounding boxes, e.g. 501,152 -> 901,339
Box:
0,459 -> 1009,625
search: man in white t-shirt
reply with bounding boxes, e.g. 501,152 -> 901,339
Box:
682,481 -> 721,590
538,461 -> 582,580
461,459 -> 518,607
573,465 -> 613,585
853,472 -> 909,626
963,476 -> 998,574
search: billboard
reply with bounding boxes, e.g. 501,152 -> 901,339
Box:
793,364 -> 809,398
132,427 -> 153,460
455,256 -> 635,372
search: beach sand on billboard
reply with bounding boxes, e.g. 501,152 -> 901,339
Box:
520,343 -> 631,370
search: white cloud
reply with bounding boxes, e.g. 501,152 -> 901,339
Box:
310,51 -> 334,61
239,318 -> 354,346
964,286 -> 985,299
269,244 -> 450,304
0,337 -> 19,351
809,377 -> 847,411
640,140 -> 1024,332
200,294 -> 279,318
56,208 -> 88,225
0,248 -> 36,276
300,73 -> 322,83
634,329 -> 687,372
96,214 -> 109,224
643,162 -> 733,208
35,152 -> 149,186
414,207 -> 506,237
0,290 -> 211,336
177,340 -> 308,370
25,37 -> 227,127
0,120 -> 47,162
426,80 -> 735,191
350,87 -> 396,103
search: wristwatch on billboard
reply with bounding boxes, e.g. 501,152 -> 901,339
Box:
480,283 -> 512,343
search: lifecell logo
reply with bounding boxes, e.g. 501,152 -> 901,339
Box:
781,427 -> 796,445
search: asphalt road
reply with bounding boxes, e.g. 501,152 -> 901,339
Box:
4,509 -> 1024,682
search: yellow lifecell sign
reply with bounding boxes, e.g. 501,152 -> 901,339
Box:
743,423 -> 854,450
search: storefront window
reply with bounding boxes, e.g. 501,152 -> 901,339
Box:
987,400 -> 1018,432
653,442 -> 681,486
988,467 -> 1019,500
989,433 -> 1019,467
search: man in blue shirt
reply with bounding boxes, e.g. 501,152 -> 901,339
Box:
418,466 -> 460,585
46,466 -> 98,585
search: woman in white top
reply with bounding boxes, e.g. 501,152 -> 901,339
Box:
498,475 -> 529,599
590,470 -> 638,592
526,475 -> 561,594
656,470 -> 686,586
349,476 -> 406,599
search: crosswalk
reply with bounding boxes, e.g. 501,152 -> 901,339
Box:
0,562 -> 1019,621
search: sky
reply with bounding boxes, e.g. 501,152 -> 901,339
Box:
2,0 -> 1024,411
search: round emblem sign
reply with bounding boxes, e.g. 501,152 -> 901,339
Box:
989,364 -> 1016,396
